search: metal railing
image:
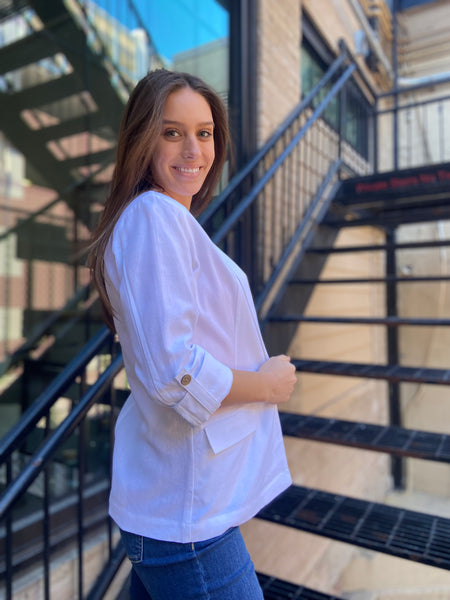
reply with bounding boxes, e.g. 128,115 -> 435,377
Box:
200,41 -> 375,316
376,76 -> 450,172
0,167 -> 107,367
0,326 -> 120,600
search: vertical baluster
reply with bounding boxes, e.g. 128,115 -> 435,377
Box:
107,336 -> 117,557
43,410 -> 51,600
438,102 -> 444,163
77,369 -> 87,599
406,109 -> 411,169
5,455 -> 13,600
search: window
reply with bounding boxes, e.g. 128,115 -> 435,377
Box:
301,40 -> 370,159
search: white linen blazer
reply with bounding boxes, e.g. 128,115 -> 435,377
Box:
105,191 -> 291,543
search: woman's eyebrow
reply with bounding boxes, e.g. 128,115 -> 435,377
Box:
162,119 -> 215,127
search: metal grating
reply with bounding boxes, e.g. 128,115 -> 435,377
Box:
323,203 -> 450,228
306,240 -> 450,254
257,573 -> 345,600
279,412 -> 450,463
273,315 -> 450,326
258,485 -> 450,570
293,359 -> 450,385
290,276 -> 450,284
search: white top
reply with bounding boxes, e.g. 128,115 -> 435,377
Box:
105,191 -> 291,543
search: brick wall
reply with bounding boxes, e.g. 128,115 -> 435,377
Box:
256,0 -> 302,145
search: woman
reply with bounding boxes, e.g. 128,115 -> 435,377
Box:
88,69 -> 295,599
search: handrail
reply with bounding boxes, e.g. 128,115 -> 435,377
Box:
210,63 -> 357,247
0,350 -> 123,518
378,73 -> 450,98
0,326 -> 113,463
0,159 -> 111,243
0,283 -> 95,376
199,39 -> 376,229
199,50 -> 349,227
255,159 -> 342,319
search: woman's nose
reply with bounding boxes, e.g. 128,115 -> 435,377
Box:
182,135 -> 200,158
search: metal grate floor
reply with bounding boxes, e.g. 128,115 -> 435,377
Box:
279,412 -> 450,463
292,359 -> 450,385
289,276 -> 450,284
257,574 -> 344,600
258,485 -> 450,570
273,315 -> 450,326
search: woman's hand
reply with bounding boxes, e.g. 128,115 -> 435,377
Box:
221,355 -> 297,407
258,355 -> 297,404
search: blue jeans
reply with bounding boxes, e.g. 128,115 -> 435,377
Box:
120,526 -> 264,600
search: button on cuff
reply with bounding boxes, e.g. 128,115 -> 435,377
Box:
180,374 -> 192,386
174,364 -> 233,427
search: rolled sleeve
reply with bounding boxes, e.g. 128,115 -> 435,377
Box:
174,355 -> 233,427
105,193 -> 233,427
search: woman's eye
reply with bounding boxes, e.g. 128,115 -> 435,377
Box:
164,129 -> 180,138
199,130 -> 213,138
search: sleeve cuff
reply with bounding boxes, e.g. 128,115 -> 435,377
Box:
173,355 -> 233,427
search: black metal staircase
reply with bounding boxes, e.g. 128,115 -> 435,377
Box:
0,0 -> 163,423
0,0 -> 131,198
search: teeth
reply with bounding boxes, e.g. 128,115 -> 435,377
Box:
178,167 -> 200,174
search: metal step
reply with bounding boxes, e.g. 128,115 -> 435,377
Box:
334,163 -> 450,206
272,315 -> 450,326
290,276 -> 450,284
0,0 -> 126,195
8,72 -> 82,111
280,412 -> 450,463
292,359 -> 450,385
61,148 -> 115,170
307,239 -> 450,254
33,111 -> 112,143
258,485 -> 450,570
257,573 -> 345,600
324,202 -> 450,228
0,30 -> 60,74
0,91 -> 77,191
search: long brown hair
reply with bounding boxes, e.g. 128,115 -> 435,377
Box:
88,69 -> 231,330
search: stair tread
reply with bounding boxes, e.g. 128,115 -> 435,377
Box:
33,111 -> 112,143
5,72 -> 82,110
280,412 -> 450,462
307,240 -> 450,253
258,485 -> 450,570
335,163 -> 450,206
61,147 -> 115,169
273,315 -> 450,326
324,203 -> 450,228
290,276 -> 450,284
257,573 -> 345,600
292,359 -> 450,384
0,30 -> 60,74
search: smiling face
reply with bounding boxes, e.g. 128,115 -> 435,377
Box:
151,86 -> 215,210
